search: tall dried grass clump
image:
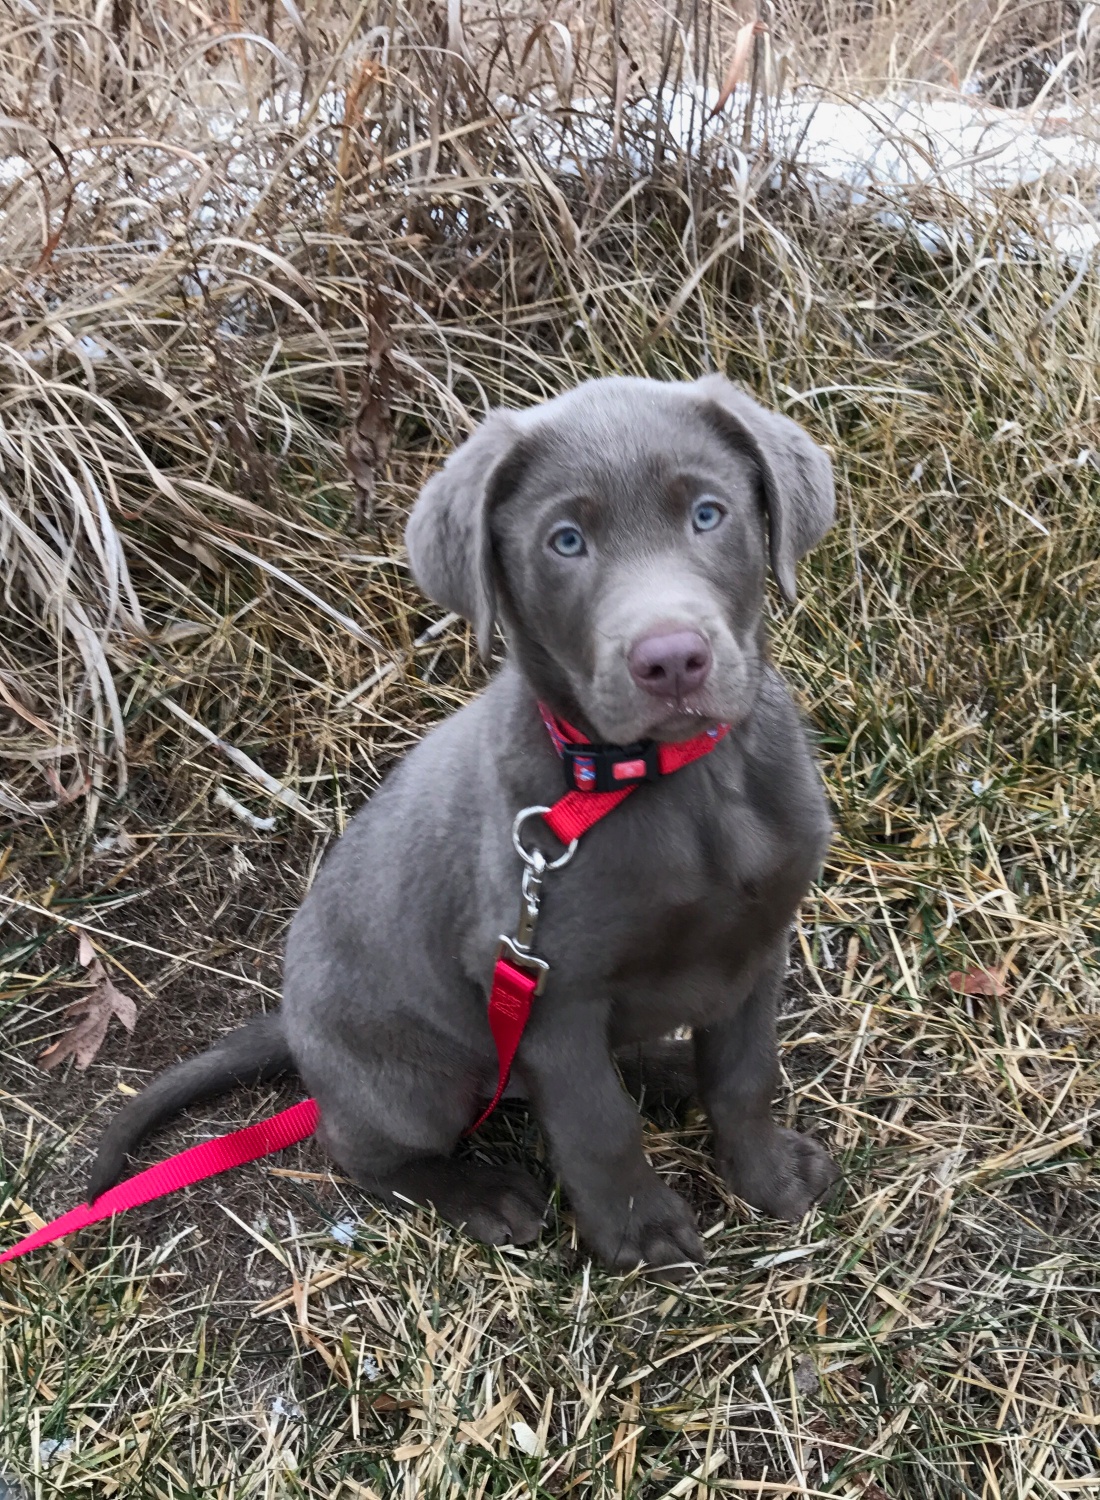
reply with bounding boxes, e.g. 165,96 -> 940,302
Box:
1,0 -> 1097,820
0,0 -> 1097,1496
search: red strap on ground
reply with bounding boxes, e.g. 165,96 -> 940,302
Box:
464,957 -> 538,1136
0,1098 -> 319,1266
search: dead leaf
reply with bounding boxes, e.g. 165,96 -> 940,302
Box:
947,965 -> 1005,999
711,21 -> 765,116
171,534 -> 222,573
392,1440 -> 429,1461
345,291 -> 397,529
38,961 -> 138,1070
369,1393 -> 413,1412
793,1353 -> 820,1397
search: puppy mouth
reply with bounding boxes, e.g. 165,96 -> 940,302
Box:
595,691 -> 735,745
641,698 -> 729,742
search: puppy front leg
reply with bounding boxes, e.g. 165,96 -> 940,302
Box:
694,942 -> 840,1221
518,999 -> 703,1277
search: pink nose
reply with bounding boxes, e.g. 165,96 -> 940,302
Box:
628,629 -> 712,699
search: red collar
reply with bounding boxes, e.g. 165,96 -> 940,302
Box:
536,703 -> 730,845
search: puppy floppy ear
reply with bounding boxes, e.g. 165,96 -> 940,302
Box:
690,374 -> 835,604
404,411 -> 522,659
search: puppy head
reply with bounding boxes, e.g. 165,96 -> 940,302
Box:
405,375 -> 835,743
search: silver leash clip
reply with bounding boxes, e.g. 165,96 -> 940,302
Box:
494,806 -> 578,994
514,852 -> 545,951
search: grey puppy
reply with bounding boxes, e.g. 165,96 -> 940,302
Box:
90,374 -> 840,1274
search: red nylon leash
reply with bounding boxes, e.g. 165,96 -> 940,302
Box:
0,1099 -> 319,1266
0,708 -> 728,1266
463,957 -> 540,1135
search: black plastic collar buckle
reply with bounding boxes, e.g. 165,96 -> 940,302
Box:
561,738 -> 660,794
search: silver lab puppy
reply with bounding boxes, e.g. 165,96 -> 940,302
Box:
90,374 -> 840,1275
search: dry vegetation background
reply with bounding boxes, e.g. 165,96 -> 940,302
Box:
1,0 -> 1099,1495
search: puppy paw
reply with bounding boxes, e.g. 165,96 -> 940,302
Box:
452,1164 -> 548,1247
720,1125 -> 840,1222
577,1177 -> 704,1280
385,1160 -> 547,1247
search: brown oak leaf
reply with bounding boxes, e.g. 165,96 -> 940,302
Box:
38,959 -> 137,1070
948,965 -> 1005,999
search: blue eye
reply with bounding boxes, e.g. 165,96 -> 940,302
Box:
550,524 -> 587,557
692,498 -> 725,533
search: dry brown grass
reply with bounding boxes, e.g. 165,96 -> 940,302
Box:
1,0 -> 1098,1495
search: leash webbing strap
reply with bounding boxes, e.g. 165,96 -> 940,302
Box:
0,1098 -> 319,1266
463,957 -> 539,1136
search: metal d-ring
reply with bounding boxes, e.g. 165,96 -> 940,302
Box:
511,805 -> 578,871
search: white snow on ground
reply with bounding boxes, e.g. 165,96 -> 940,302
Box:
779,95 -> 1098,194
513,87 -> 1100,194
506,85 -> 1100,263
781,91 -> 1100,262
4,83 -> 1099,272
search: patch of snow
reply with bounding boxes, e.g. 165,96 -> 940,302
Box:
511,1420 -> 543,1456
786,94 -> 1099,196
207,115 -> 241,145
514,84 -> 1100,265
93,828 -> 137,855
270,1395 -> 303,1421
257,88 -> 346,128
37,1438 -> 74,1467
330,1216 -> 359,1246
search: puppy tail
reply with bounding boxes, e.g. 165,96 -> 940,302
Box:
87,1012 -> 292,1204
